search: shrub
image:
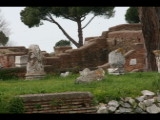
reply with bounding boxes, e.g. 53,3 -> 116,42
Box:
0,67 -> 25,80
8,97 -> 25,113
55,40 -> 71,47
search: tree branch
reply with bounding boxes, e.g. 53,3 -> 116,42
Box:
45,13 -> 80,48
82,15 -> 96,29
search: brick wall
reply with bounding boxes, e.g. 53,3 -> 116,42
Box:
18,92 -> 97,114
43,37 -> 108,70
0,46 -> 28,68
102,23 -> 146,72
124,43 -> 146,72
0,23 -> 146,74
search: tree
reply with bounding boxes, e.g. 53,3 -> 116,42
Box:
0,31 -> 9,46
138,7 -> 160,71
0,9 -> 10,37
20,7 -> 115,48
125,7 -> 140,23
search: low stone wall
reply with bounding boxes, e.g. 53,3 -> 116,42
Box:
96,90 -> 160,114
18,92 -> 97,114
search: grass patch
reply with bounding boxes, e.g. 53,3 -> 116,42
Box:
0,72 -> 160,113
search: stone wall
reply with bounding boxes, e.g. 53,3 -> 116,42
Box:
96,90 -> 160,114
18,92 -> 97,113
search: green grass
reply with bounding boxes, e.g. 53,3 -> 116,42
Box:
0,72 -> 160,113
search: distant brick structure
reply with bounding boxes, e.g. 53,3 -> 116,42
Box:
0,46 -> 28,68
124,43 -> 146,72
0,23 -> 147,74
44,37 -> 108,70
99,23 -> 146,72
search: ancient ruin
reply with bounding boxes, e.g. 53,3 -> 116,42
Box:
25,44 -> 46,80
108,48 -> 125,75
75,68 -> 105,84
0,23 -> 147,77
96,90 -> 160,114
15,55 -> 28,67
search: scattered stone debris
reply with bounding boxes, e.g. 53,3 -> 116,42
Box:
60,71 -> 70,77
96,90 -> 160,114
75,68 -> 105,84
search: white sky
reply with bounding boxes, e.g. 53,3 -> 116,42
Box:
0,7 -> 129,53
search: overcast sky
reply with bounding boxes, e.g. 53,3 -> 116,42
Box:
0,7 -> 129,53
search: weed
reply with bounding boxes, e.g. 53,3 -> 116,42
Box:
8,97 -> 25,113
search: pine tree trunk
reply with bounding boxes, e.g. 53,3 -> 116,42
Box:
77,18 -> 83,48
138,7 -> 160,71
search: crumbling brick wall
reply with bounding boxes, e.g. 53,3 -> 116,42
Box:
0,46 -> 28,68
124,43 -> 146,72
44,37 -> 108,70
0,23 -> 147,74
18,92 -> 97,114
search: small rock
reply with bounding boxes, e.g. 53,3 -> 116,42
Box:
108,106 -> 117,113
138,102 -> 146,111
135,96 -> 145,102
141,90 -> 155,96
146,104 -> 160,114
108,100 -> 119,108
143,99 -> 155,107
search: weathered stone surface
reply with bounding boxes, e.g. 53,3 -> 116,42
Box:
108,106 -> 117,112
143,99 -> 155,107
146,104 -> 160,114
157,103 -> 160,107
97,103 -> 108,113
96,90 -> 160,114
134,107 -> 145,113
108,100 -> 119,108
108,48 -> 125,75
15,55 -> 28,67
141,90 -> 155,96
128,98 -> 136,106
79,68 -> 91,76
75,68 -> 105,84
129,58 -> 137,65
138,102 -> 146,111
108,48 -> 125,68
135,96 -> 145,102
25,44 -> 46,80
120,101 -> 131,108
119,107 -> 132,113
60,71 -> 70,77
97,106 -> 108,113
155,96 -> 160,102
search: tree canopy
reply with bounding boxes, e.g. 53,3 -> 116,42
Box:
55,40 -> 71,47
20,7 -> 115,48
0,9 -> 10,36
125,7 -> 140,23
0,31 -> 9,46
